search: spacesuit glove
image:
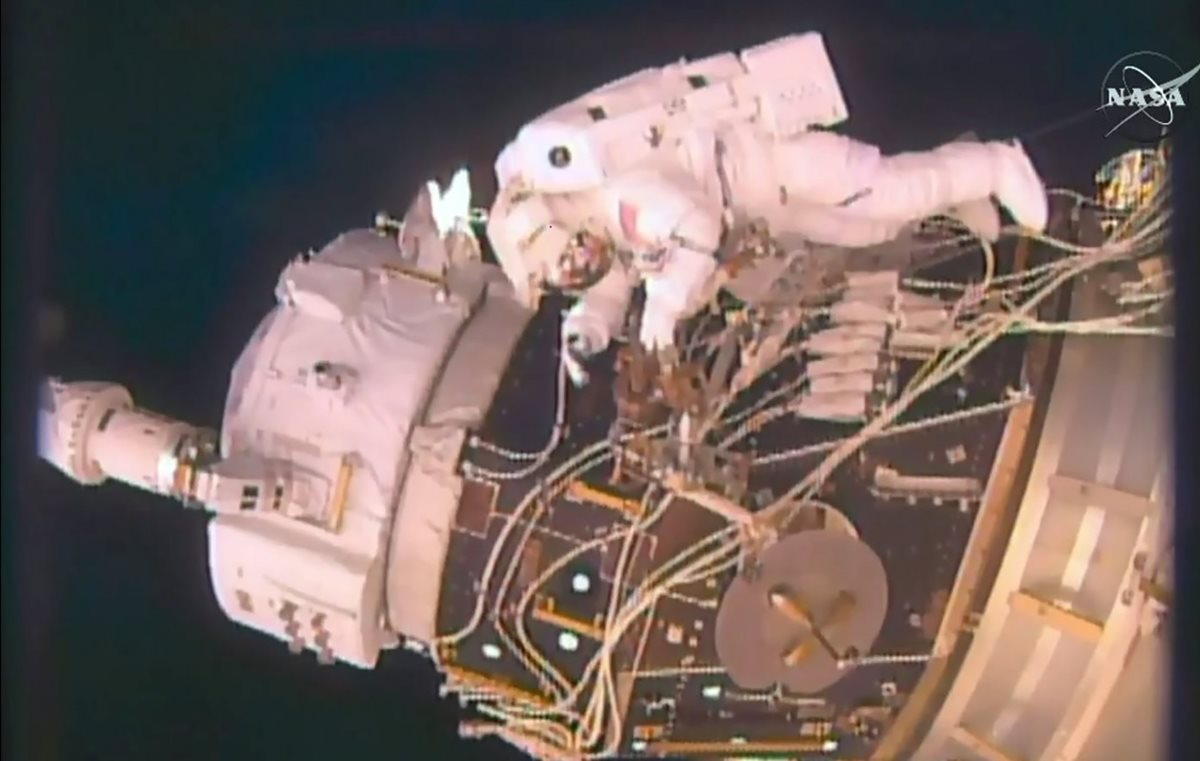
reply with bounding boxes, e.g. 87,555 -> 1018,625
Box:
561,329 -> 596,387
640,247 -> 718,352
638,308 -> 679,353
559,265 -> 632,385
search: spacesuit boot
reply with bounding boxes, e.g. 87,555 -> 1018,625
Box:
856,140 -> 1049,232
989,141 -> 1050,232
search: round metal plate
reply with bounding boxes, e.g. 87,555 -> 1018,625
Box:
785,500 -> 859,538
714,530 -> 888,694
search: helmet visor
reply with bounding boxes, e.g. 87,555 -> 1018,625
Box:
548,230 -> 614,292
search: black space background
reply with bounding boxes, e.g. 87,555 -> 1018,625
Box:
3,1 -> 1198,760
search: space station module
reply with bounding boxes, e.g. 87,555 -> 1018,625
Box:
485,32 -> 1050,369
38,176 -> 535,668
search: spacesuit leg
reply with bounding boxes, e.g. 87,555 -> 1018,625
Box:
769,132 -> 1048,232
837,140 -> 1049,232
561,264 -> 636,385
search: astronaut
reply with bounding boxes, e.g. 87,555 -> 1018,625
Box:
488,129 -> 1047,383
484,34 -> 1050,385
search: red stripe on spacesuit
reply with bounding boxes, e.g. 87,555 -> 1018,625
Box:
618,200 -> 648,248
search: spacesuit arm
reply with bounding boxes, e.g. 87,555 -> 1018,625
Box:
561,262 -> 636,385
607,170 -> 724,351
641,245 -> 719,351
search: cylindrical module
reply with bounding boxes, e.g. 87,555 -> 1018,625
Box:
89,407 -> 200,494
38,378 -> 210,498
38,379 -> 132,484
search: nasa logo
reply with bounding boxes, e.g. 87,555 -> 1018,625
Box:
1099,51 -> 1200,143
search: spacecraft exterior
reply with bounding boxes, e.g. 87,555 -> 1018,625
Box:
40,183 -> 535,666
37,36 -> 1173,761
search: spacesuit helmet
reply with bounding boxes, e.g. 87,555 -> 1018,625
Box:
486,183 -> 561,308
545,228 -> 615,293
486,180 -> 616,303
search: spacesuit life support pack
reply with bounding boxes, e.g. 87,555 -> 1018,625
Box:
485,33 -> 1050,384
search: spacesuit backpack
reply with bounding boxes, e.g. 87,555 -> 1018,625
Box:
494,32 -> 852,194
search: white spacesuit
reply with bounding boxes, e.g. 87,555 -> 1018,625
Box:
484,34 -> 1050,384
